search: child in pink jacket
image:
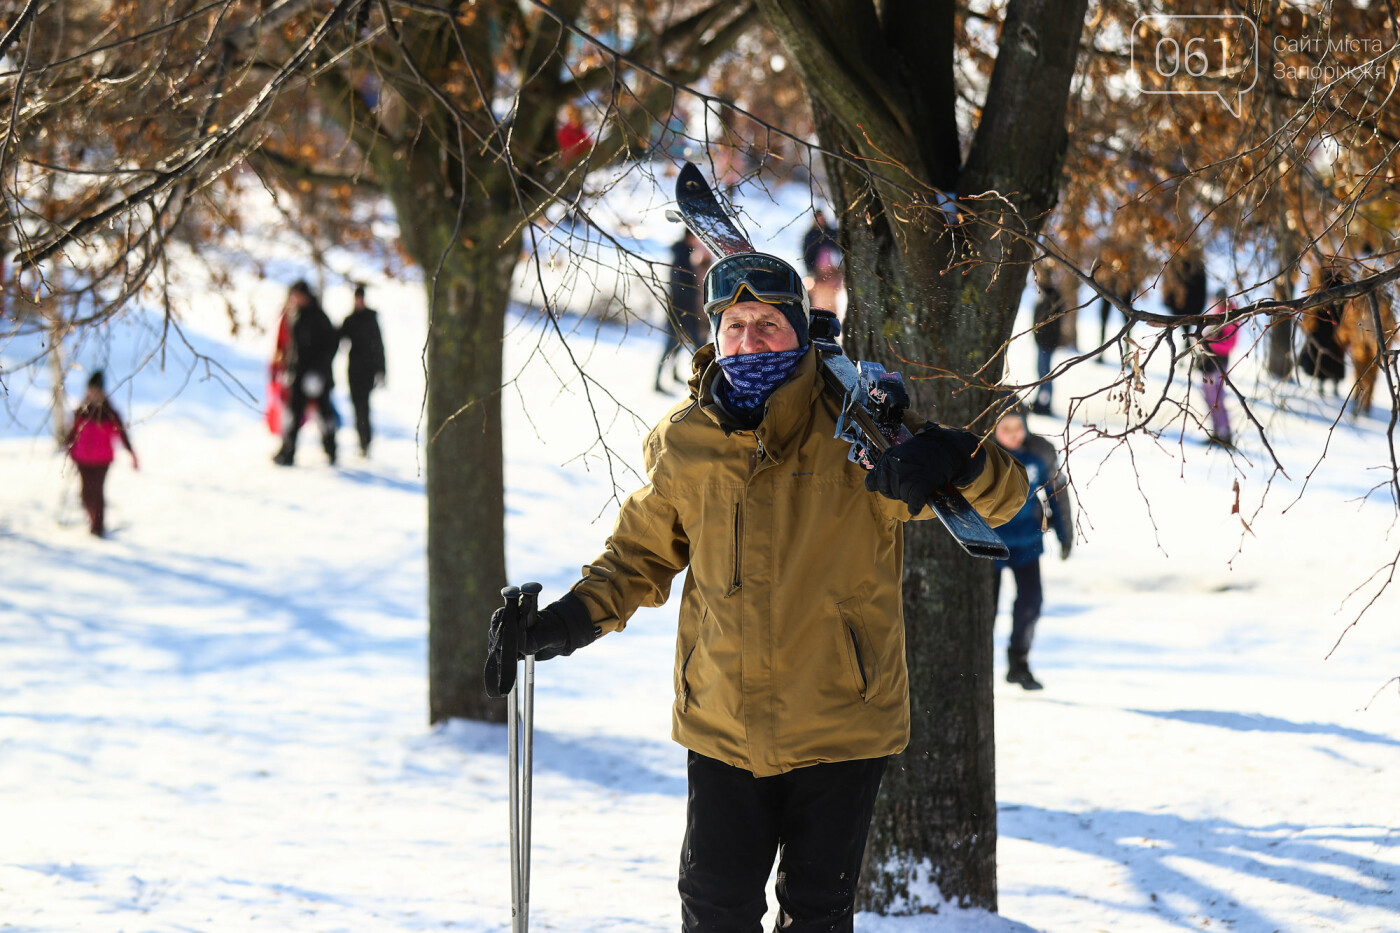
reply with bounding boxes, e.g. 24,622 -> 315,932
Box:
1197,292 -> 1241,447
65,371 -> 138,537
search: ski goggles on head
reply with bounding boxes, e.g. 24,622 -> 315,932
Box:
702,252 -> 808,317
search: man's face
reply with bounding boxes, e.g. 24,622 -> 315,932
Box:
716,302 -> 801,357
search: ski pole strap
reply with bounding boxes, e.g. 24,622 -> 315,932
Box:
484,586 -> 522,699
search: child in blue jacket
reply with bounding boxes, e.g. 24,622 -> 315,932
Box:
993,409 -> 1073,689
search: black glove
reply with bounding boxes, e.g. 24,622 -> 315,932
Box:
485,591 -> 601,698
864,423 -> 987,517
525,592 -> 601,661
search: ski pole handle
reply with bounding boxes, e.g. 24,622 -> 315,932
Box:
518,581 -> 542,631
484,586 -> 523,698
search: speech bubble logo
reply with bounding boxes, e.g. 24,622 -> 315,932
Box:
1130,14 -> 1259,117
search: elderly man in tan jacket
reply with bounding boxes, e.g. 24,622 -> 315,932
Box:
508,251 -> 1027,932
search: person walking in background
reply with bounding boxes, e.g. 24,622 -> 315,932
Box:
655,230 -> 711,392
1095,276 -> 1138,363
339,284 -> 386,457
555,102 -> 592,164
1030,266 -> 1065,415
1163,246 -> 1208,319
1195,290 -> 1241,448
273,280 -> 339,467
65,370 -> 138,537
801,210 -> 839,277
992,407 -> 1073,690
801,210 -> 843,314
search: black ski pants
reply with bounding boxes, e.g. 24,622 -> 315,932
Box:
278,378 -> 338,463
994,559 -> 1043,653
679,751 -> 887,933
348,375 -> 374,453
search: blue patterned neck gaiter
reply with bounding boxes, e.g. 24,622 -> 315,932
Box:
714,347 -> 806,422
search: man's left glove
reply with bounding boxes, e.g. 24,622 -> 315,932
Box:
485,591 -> 601,698
864,423 -> 987,517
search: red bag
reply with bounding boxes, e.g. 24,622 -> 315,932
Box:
264,379 -> 286,435
266,313 -> 292,435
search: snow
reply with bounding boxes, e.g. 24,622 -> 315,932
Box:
2,186 -> 1398,932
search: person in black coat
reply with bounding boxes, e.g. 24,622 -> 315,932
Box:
1298,265 -> 1348,393
273,280 -> 339,466
339,284 -> 387,456
655,231 -> 711,392
1163,249 -> 1208,318
801,210 -> 839,278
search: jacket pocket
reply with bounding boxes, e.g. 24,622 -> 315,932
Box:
677,608 -> 709,712
836,597 -> 879,703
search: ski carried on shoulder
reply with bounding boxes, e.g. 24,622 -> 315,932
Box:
668,162 -> 1009,560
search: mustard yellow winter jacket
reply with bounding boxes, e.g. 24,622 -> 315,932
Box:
570,344 -> 1027,777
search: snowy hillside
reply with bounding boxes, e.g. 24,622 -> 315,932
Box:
1,180 -> 1398,932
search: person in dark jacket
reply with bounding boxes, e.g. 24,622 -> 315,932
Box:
800,210 -> 839,278
339,284 -> 387,457
1030,267 -> 1065,415
655,231 -> 711,392
1298,265 -> 1348,394
273,280 -> 339,466
1095,274 -> 1138,363
1163,248 -> 1208,318
992,408 -> 1073,690
65,370 -> 138,537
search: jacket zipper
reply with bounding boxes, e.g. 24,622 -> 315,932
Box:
726,502 -> 743,596
848,627 -> 868,699
680,643 -> 696,712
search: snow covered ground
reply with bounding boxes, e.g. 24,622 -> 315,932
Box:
2,192 -> 1398,932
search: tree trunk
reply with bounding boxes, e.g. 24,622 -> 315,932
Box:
1268,275 -> 1297,379
832,160 -> 1019,911
425,249 -> 514,724
758,0 -> 1088,911
371,145 -> 523,725
1268,230 -> 1299,379
862,513 -> 1000,908
48,309 -> 68,447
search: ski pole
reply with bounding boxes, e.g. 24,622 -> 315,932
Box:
501,582 -> 541,933
502,585 -> 523,932
518,581 -> 540,932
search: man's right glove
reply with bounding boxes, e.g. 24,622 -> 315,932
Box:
523,592 -> 601,661
864,423 -> 987,518
484,591 -> 601,698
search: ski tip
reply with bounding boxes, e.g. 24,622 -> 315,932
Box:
676,162 -> 709,200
